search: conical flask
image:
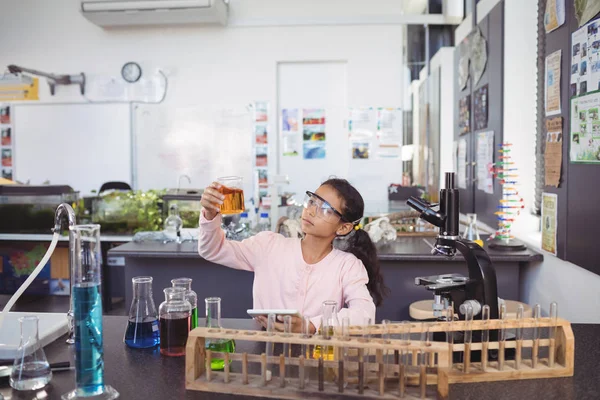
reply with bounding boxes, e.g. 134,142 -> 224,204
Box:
463,213 -> 483,247
10,316 -> 52,391
124,276 -> 160,348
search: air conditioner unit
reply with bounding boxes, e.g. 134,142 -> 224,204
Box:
80,0 -> 228,28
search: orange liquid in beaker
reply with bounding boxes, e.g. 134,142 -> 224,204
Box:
219,186 -> 245,215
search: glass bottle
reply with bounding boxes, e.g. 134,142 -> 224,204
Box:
313,300 -> 339,361
62,224 -> 118,400
204,297 -> 235,370
124,276 -> 160,348
171,277 -> 198,330
10,316 -> 52,391
463,213 -> 483,247
158,287 -> 191,357
164,204 -> 183,243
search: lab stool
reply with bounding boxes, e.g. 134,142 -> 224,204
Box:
409,299 -> 533,320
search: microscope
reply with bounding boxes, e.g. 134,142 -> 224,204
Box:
407,172 -> 500,351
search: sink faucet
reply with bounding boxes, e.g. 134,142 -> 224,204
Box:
177,174 -> 191,191
53,203 -> 76,344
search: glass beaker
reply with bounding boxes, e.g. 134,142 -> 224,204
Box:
171,277 -> 198,330
463,213 -> 483,247
217,176 -> 245,215
164,204 -> 183,243
204,297 -> 235,370
158,287 -> 191,357
124,276 -> 160,349
62,224 -> 118,400
10,316 -> 52,391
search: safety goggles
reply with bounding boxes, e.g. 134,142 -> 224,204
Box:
303,191 -> 347,224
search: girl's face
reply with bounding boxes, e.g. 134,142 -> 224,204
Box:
301,185 -> 354,238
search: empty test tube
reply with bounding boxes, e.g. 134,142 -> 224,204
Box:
399,320 -> 410,398
339,317 -> 349,393
515,304 -> 524,369
532,304 -> 541,368
463,304 -> 473,373
420,323 -> 429,398
265,313 -> 276,382
548,302 -> 558,367
283,315 -> 292,384
481,305 -> 490,371
446,307 -> 454,370
498,303 -> 507,370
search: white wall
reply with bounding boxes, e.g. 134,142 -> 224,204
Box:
0,0 -> 403,197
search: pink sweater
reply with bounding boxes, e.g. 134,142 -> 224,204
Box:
198,211 -> 376,329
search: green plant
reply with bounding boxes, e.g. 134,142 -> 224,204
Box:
92,189 -> 165,233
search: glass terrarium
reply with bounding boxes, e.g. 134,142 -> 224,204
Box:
0,185 -> 79,233
91,190 -> 164,234
161,188 -> 203,229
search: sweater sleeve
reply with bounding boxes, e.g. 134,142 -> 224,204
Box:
310,258 -> 376,331
197,209 -> 275,272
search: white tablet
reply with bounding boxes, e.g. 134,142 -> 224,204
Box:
247,309 -> 300,318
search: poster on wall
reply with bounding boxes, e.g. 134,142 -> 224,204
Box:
570,91 -> 600,163
470,28 -> 488,86
0,104 -> 13,181
575,0 -> 600,27
377,108 -> 402,142
541,192 -> 558,256
545,117 -> 563,187
545,50 -> 562,116
473,84 -> 489,130
458,139 -> 467,189
459,95 -> 471,135
302,109 -> 326,160
255,124 -> 268,145
544,0 -> 565,33
570,18 -> 600,96
348,108 -> 375,138
351,142 -> 370,159
253,101 -> 269,204
476,131 -> 494,194
281,108 -> 300,157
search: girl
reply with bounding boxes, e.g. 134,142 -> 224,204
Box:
198,178 -> 388,333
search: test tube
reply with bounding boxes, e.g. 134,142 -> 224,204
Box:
481,305 -> 490,371
446,307 -> 454,371
498,303 -> 507,371
548,302 -> 558,367
399,320 -> 410,398
382,319 -> 391,369
515,304 -> 524,370
463,304 -> 473,373
339,317 -> 349,393
532,304 -> 541,368
301,316 -> 311,387
265,313 -> 276,382
283,315 -> 292,384
419,323 -> 429,398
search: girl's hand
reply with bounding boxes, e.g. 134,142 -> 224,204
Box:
201,182 -> 224,221
255,315 -> 316,334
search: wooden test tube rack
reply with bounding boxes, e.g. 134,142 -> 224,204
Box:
185,318 -> 574,400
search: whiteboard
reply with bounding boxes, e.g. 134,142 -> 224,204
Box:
134,104 -> 254,194
13,104 -> 131,196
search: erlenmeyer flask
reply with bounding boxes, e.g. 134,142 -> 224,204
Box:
463,213 -> 483,247
10,316 -> 52,391
171,277 -> 198,330
124,276 -> 160,348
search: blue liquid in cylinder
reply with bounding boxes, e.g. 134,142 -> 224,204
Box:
73,283 -> 105,396
124,318 -> 160,348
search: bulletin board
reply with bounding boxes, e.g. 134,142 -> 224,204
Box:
13,103 -> 131,196
539,0 -> 600,273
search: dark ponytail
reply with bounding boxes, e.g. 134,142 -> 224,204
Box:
323,178 -> 389,307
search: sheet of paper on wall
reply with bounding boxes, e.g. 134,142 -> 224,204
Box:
0,103 -> 14,181
459,95 -> 471,135
376,143 -> 401,160
377,108 -> 402,144
575,0 -> 600,27
351,141 -> 370,159
544,117 -> 563,187
452,140 -> 458,173
473,84 -> 488,130
570,19 -> 600,97
348,108 -> 375,139
458,139 -> 467,189
570,91 -> 600,163
476,131 -> 494,194
541,192 -> 558,256
544,0 -> 565,33
545,50 -> 562,116
281,108 -> 299,156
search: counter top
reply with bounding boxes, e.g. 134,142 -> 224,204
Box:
0,233 -> 133,242
0,316 -> 595,400
109,236 -> 543,263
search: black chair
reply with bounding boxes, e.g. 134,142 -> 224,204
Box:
98,181 -> 132,194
